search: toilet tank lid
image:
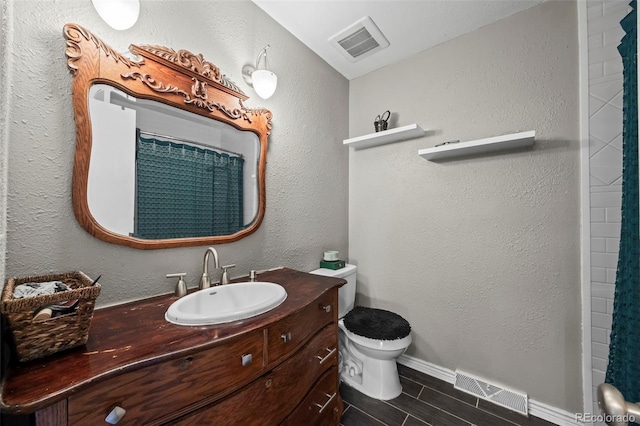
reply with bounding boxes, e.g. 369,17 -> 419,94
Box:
310,263 -> 356,279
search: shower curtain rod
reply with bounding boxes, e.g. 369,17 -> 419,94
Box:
137,129 -> 243,158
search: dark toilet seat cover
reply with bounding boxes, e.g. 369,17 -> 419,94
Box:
343,306 -> 411,340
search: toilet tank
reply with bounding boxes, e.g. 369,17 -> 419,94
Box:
310,264 -> 357,319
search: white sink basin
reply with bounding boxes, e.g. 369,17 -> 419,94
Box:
165,282 -> 287,326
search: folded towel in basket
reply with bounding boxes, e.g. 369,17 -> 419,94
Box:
13,281 -> 71,299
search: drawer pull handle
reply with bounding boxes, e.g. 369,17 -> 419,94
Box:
241,353 -> 252,366
179,356 -> 194,370
321,304 -> 331,313
314,392 -> 336,414
281,332 -> 292,343
315,347 -> 337,364
105,405 -> 126,424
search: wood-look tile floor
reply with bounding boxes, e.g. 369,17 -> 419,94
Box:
340,364 -> 558,426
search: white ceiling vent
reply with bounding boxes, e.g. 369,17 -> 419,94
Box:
329,16 -> 390,63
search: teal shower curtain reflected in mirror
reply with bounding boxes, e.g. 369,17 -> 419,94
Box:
605,0 -> 639,411
134,135 -> 244,239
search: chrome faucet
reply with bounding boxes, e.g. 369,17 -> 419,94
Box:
200,247 -> 220,289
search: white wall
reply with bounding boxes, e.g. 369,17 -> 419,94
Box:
3,0 -> 349,306
88,90 -> 137,236
349,1 -> 582,413
585,0 -> 629,420
0,0 -> 12,290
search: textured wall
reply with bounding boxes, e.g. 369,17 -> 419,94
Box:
3,0 -> 349,306
349,1 -> 582,413
0,0 -> 12,284
585,1 -> 628,420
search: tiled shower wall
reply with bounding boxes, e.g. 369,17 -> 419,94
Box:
586,0 -> 629,417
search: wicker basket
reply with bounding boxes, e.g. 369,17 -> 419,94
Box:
1,271 -> 101,362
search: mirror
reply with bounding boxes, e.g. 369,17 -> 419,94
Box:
64,24 -> 272,249
88,84 -> 260,239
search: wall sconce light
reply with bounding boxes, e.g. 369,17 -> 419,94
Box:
242,45 -> 278,100
92,0 -> 140,30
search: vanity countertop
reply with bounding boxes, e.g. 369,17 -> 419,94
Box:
0,267 -> 345,414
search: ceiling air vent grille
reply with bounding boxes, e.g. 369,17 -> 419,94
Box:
338,27 -> 379,58
329,16 -> 389,63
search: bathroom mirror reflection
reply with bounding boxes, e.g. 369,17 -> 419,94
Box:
64,23 -> 272,249
88,84 -> 260,240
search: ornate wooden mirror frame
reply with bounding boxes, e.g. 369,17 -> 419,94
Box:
64,23 -> 272,249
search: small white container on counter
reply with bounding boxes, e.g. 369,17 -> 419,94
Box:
323,250 -> 339,261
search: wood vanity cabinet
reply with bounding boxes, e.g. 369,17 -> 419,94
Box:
67,329 -> 267,425
174,325 -> 338,425
0,268 -> 344,426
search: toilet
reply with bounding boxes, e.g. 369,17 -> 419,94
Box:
310,264 -> 412,400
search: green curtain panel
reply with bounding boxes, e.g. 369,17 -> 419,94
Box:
135,135 -> 244,239
605,0 -> 639,408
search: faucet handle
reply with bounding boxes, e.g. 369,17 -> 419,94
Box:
166,273 -> 187,278
220,264 -> 236,285
166,273 -> 187,297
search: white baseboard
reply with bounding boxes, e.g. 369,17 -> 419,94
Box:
397,354 -> 583,426
397,353 -> 455,384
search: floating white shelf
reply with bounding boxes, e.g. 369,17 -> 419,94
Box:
344,123 -> 426,150
418,130 -> 536,161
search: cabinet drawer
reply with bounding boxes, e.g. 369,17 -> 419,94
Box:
267,289 -> 336,364
171,324 -> 338,425
282,367 -> 341,426
68,329 -> 264,426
